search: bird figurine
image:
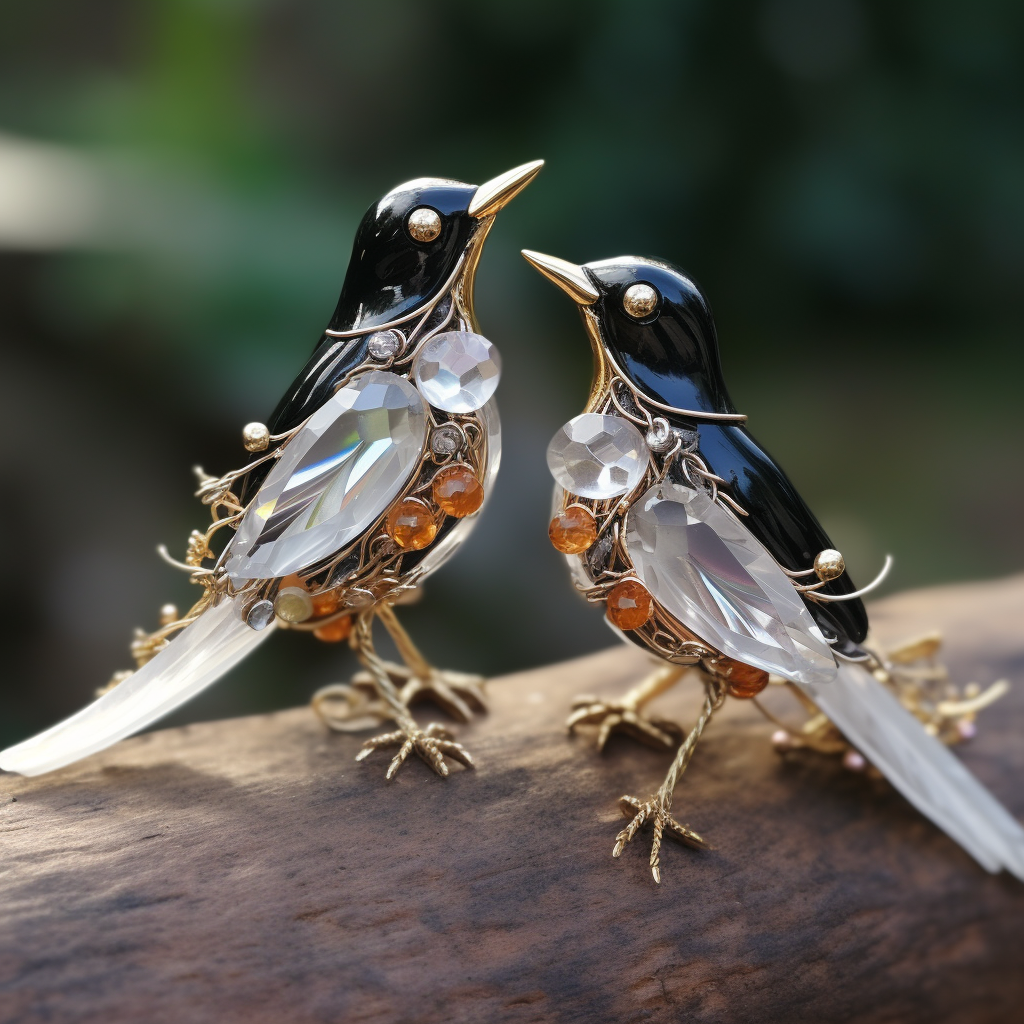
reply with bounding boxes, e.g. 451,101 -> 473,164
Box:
523,249 -> 1024,884
0,160 -> 543,780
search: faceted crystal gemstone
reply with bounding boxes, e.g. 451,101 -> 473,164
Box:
606,579 -> 654,630
367,330 -> 402,361
547,413 -> 647,500
387,497 -> 437,550
225,371 -> 427,580
432,464 -> 483,518
548,506 -> 597,554
245,599 -> 275,631
412,331 -> 501,413
624,481 -> 837,686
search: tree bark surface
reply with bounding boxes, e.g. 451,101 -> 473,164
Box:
2,576 -> 1023,1024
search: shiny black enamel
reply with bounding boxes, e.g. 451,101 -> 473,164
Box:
241,177 -> 483,503
585,258 -> 738,416
267,178 -> 479,438
582,257 -> 869,650
329,180 -> 478,334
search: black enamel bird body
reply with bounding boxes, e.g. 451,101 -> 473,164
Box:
0,161 -> 543,779
525,248 -> 1024,884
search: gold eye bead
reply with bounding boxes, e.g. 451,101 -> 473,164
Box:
622,283 -> 658,319
814,548 -> 846,582
242,422 -> 270,452
407,207 -> 442,243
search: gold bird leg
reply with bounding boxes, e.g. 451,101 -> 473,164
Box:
349,609 -> 474,779
363,602 -> 487,723
613,678 -> 725,883
568,663 -> 687,751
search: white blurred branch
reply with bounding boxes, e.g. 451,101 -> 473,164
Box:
0,132 -> 106,249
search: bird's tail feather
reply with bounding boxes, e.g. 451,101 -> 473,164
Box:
800,662 -> 1024,880
0,593 -> 273,777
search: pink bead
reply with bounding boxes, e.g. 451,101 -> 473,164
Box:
843,749 -> 866,772
957,719 -> 977,741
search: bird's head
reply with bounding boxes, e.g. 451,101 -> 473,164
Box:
329,160 -> 543,334
521,251 -> 736,417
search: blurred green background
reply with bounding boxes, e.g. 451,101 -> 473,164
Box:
1,0 -> 1021,745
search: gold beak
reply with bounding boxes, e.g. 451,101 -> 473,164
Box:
468,160 -> 544,218
521,250 -> 599,305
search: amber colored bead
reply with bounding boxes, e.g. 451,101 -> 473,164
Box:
311,589 -> 340,617
548,506 -> 598,555
314,615 -> 352,643
387,498 -> 437,550
720,658 -> 770,699
606,579 -> 653,631
432,464 -> 484,518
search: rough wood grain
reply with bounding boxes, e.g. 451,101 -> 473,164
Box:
2,576 -> 1024,1024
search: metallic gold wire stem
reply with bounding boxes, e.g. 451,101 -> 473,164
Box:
658,685 -> 719,810
375,603 -> 433,681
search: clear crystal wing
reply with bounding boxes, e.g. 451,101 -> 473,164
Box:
800,662 -> 1024,879
0,595 -> 273,777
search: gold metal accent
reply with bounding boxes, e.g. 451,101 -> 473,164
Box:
568,663 -> 686,751
242,422 -> 270,452
521,250 -> 599,304
467,159 -> 544,218
813,548 -> 845,581
622,283 -> 658,319
755,632 -> 1010,756
158,603 -> 179,626
407,206 -> 442,243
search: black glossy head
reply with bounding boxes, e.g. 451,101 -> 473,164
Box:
583,257 -> 737,416
328,178 -> 479,333
327,160 -> 543,333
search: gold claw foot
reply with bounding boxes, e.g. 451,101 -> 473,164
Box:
352,661 -> 487,723
567,664 -> 687,751
356,721 -> 475,779
568,696 -> 683,751
613,794 -> 709,883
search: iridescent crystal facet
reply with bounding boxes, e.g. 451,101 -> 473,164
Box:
225,370 -> 427,580
547,413 -> 647,499
412,331 -> 501,413
624,480 -> 837,685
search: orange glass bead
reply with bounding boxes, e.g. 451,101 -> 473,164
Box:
311,588 -> 340,617
313,615 -> 352,643
432,464 -> 484,518
606,579 -> 653,631
387,498 -> 437,550
720,657 -> 770,699
548,506 -> 598,555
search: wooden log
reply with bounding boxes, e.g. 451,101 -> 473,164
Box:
2,576 -> 1023,1024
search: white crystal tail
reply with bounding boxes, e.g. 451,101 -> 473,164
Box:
0,594 -> 273,777
799,662 -> 1024,880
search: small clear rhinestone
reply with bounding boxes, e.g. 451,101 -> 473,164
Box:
412,331 -> 501,413
367,330 -> 402,361
246,599 -> 275,631
547,413 -> 647,499
430,424 -> 463,457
